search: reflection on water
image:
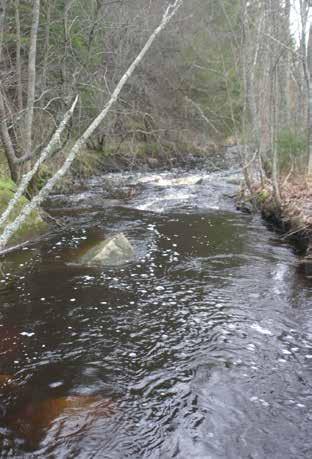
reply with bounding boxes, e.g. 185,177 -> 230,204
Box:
0,169 -> 311,458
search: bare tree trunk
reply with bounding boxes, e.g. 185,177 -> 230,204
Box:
62,0 -> 74,99
0,0 -> 183,251
272,67 -> 280,202
0,96 -> 78,228
24,0 -> 40,157
15,0 -> 23,113
299,0 -> 312,175
239,0 -> 263,188
308,83 -> 312,175
0,86 -> 20,181
269,0 -> 280,201
283,0 -> 291,126
0,0 -> 6,63
42,0 -> 52,94
308,23 -> 312,175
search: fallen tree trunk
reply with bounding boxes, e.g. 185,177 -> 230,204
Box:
0,0 -> 183,252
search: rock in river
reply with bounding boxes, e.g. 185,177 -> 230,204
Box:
79,233 -> 134,267
8,395 -> 115,446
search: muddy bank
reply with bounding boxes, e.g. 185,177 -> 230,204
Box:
238,182 -> 312,256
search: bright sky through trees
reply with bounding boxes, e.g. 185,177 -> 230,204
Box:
290,0 -> 311,43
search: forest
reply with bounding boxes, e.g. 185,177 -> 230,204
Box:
0,0 -> 311,249
0,1 -> 312,458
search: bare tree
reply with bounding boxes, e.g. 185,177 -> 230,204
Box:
0,96 -> 79,230
0,0 -> 183,251
307,22 -> 312,175
0,0 -> 6,63
0,0 -> 43,182
299,0 -> 312,175
24,0 -> 41,159
15,0 -> 23,114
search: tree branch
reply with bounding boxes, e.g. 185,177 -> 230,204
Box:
24,0 -> 40,156
0,84 -> 19,181
0,95 -> 79,229
0,0 -> 183,251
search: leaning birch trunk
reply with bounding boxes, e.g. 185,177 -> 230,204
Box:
0,96 -> 78,229
24,0 -> 40,157
0,0 -> 183,251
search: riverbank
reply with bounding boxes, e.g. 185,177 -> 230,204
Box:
0,179 -> 48,250
239,179 -> 312,257
34,140 -> 238,195
1,166 -> 311,457
54,141 -> 223,188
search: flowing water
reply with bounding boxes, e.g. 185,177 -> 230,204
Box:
0,166 -> 312,458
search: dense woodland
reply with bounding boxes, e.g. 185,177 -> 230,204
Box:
0,0 -> 312,246
0,0 -> 244,182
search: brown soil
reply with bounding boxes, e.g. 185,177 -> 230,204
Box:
242,177 -> 312,255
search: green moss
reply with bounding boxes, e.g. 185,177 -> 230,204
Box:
0,179 -> 48,247
0,149 -> 11,180
256,189 -> 270,203
0,179 -> 17,192
36,164 -> 53,190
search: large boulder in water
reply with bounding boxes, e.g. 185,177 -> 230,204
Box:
79,233 -> 134,266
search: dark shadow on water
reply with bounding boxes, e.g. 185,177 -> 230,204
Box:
0,170 -> 311,457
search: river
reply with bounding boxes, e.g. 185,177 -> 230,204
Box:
0,165 -> 312,458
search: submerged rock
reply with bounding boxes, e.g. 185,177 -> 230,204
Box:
8,395 -> 114,446
0,374 -> 14,389
79,233 -> 134,266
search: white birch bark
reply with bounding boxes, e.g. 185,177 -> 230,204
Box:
0,0 -> 183,251
0,96 -> 78,229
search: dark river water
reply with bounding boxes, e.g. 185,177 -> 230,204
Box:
0,167 -> 312,458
